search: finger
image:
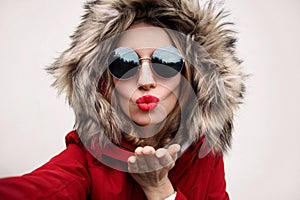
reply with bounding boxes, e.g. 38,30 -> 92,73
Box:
128,156 -> 138,173
135,146 -> 143,154
142,146 -> 161,171
135,147 -> 148,172
155,148 -> 173,167
142,146 -> 156,154
167,144 -> 181,161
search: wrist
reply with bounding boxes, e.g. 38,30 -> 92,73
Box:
143,179 -> 174,200
164,191 -> 177,200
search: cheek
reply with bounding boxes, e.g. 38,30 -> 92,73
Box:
159,76 -> 181,103
113,79 -> 135,99
159,74 -> 181,93
160,87 -> 179,113
159,76 -> 181,114
111,79 -> 136,113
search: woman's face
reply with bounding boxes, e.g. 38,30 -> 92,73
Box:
111,22 -> 181,127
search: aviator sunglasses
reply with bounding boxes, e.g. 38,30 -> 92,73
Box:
108,46 -> 184,80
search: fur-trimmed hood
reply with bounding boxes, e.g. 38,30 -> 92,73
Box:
47,0 -> 246,155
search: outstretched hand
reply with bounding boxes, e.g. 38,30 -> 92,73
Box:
128,144 -> 181,200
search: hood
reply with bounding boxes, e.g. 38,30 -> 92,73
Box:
47,0 -> 246,155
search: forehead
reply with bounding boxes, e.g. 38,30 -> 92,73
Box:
117,24 -> 173,49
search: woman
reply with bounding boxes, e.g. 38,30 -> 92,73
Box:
0,0 -> 246,199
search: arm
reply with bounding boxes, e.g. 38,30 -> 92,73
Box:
0,142 -> 91,200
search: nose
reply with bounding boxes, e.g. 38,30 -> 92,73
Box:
137,59 -> 156,90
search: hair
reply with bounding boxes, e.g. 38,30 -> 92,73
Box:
47,0 -> 246,154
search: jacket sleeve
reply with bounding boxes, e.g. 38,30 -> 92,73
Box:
0,141 -> 91,200
207,155 -> 230,200
175,189 -> 188,200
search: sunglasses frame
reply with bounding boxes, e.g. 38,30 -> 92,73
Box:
107,46 -> 185,80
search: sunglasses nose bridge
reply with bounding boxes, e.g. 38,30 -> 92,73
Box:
139,57 -> 151,62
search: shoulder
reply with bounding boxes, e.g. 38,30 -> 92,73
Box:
65,130 -> 84,147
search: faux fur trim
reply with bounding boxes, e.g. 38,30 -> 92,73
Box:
47,0 -> 246,154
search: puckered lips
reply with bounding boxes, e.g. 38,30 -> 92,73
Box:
136,95 -> 160,112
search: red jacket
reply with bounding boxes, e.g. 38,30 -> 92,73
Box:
0,131 -> 229,199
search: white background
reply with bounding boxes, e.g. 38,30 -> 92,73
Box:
0,1 -> 299,199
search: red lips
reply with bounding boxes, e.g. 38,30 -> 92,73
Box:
136,95 -> 160,111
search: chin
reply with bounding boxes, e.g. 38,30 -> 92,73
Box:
133,115 -> 166,127
132,117 -> 152,126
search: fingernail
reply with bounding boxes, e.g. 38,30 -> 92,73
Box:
135,147 -> 143,154
128,156 -> 136,163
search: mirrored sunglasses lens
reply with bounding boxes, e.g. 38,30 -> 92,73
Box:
108,47 -> 139,79
151,46 -> 183,78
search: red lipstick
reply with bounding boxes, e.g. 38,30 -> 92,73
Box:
136,95 -> 160,111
